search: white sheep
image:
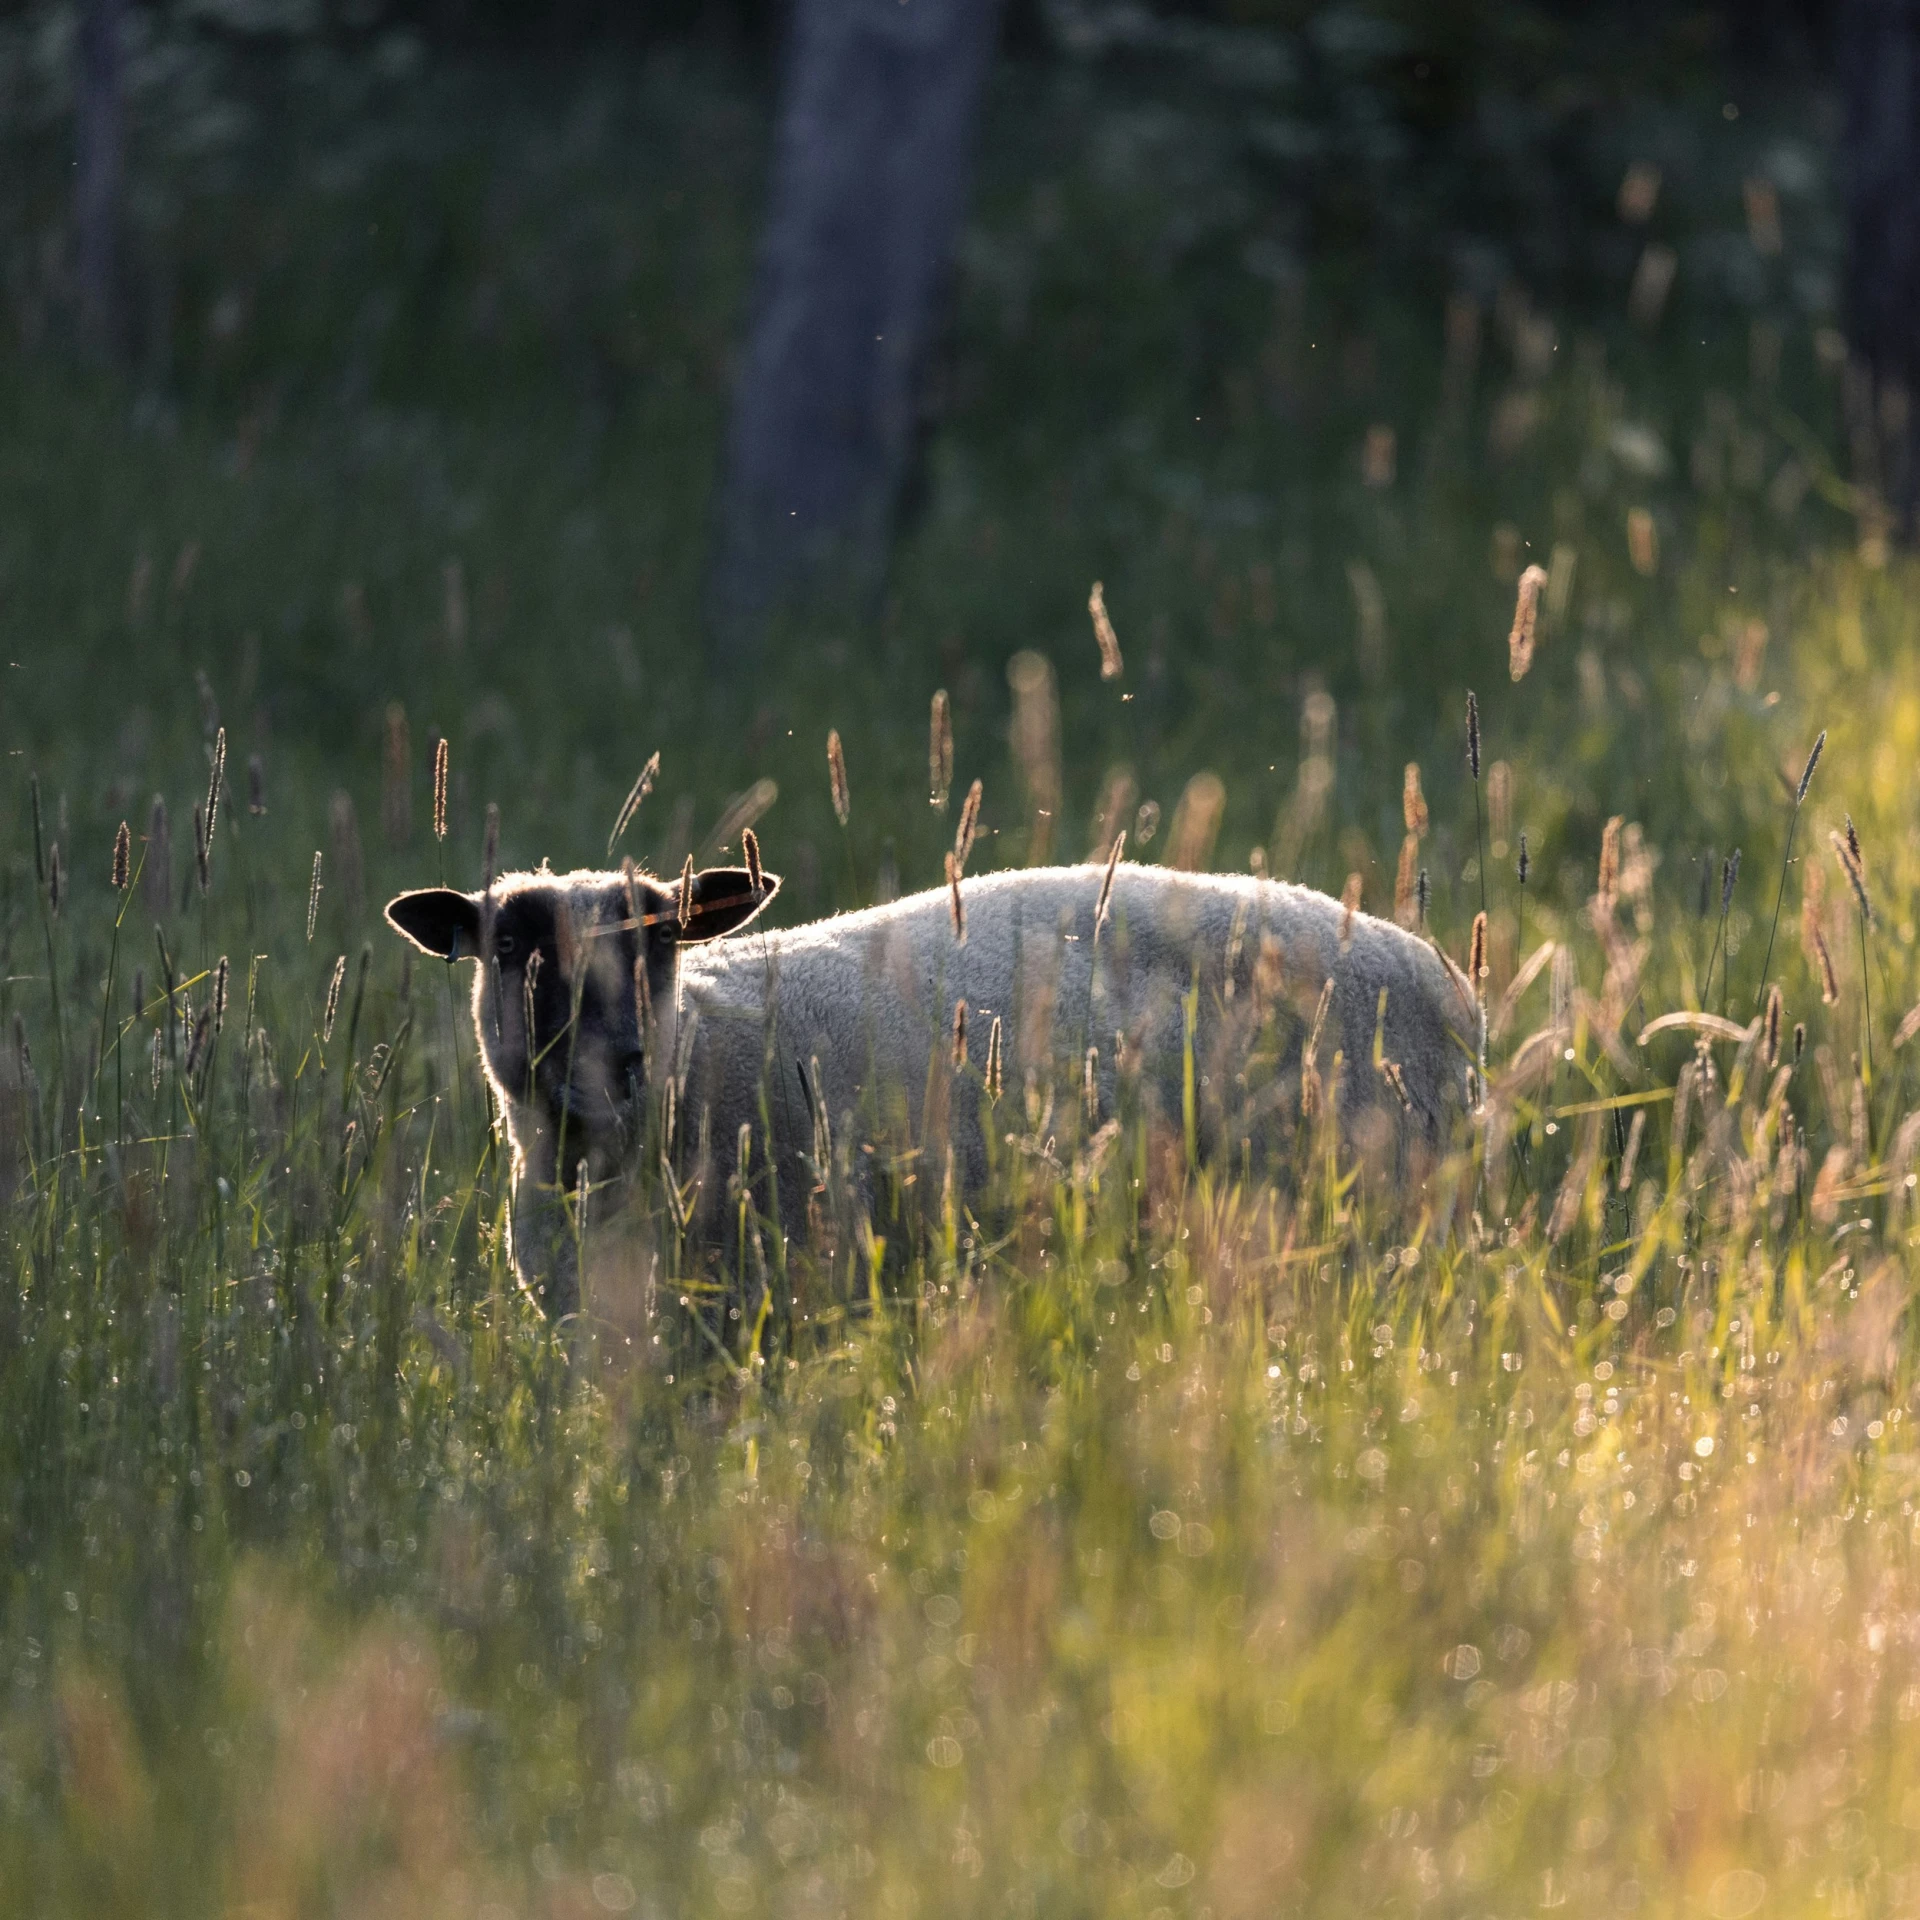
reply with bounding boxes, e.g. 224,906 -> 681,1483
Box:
386,861 -> 1480,1317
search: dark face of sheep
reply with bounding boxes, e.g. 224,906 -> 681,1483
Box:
384,864 -> 778,1149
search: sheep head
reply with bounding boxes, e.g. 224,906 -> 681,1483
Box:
384,863 -> 778,1143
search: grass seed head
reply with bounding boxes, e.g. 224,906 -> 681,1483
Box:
112,820 -> 130,892
955,779 -> 982,872
1812,925 -> 1839,1004
432,735 -> 449,842
1094,829 -> 1124,940
1619,1107 -> 1646,1190
1084,1045 -> 1100,1125
1517,829 -> 1530,886
1794,1019 -> 1806,1062
1720,847 -> 1741,914
743,825 -> 765,897
1403,763 -> 1429,838
1831,828 -> 1873,922
1417,866 -> 1431,928
1796,728 -> 1826,806
306,850 -> 323,942
213,955 -> 229,1035
1508,563 -> 1549,680
1340,872 -> 1362,943
1394,836 -> 1417,925
608,752 -> 659,855
1763,983 -> 1783,1068
205,725 -> 226,849
186,1005 -> 212,1077
827,729 -> 850,827
323,954 -> 347,1042
47,841 -> 61,918
1597,815 -> 1623,908
1089,580 -> 1124,680
1469,909 -> 1488,986
677,854 -> 695,930
946,852 -> 967,945
1466,690 -> 1482,780
951,997 -> 967,1068
930,690 -> 953,810
985,1015 -> 1003,1100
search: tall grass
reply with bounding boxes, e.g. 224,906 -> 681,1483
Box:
6,521 -> 1920,1915
0,20 -> 1906,1914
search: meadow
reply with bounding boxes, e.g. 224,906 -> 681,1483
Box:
5,12 -> 1920,1918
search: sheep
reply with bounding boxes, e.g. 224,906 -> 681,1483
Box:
385,860 -> 1481,1319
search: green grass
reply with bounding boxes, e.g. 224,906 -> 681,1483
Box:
6,17 -> 1920,1919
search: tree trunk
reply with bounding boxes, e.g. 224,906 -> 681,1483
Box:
707,0 -> 1002,657
1839,0 -> 1920,534
74,0 -> 125,358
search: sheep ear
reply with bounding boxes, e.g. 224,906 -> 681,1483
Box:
385,888 -> 483,959
674,866 -> 781,943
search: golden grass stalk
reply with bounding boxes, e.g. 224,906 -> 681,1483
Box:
608,752 -> 660,856
1088,581 -> 1124,680
1094,830 -> 1124,944
204,726 -> 226,850
1596,815 -> 1622,909
677,855 -> 695,931
1812,926 -> 1839,1005
954,780 -> 982,874
929,691 -> 953,811
827,730 -> 850,827
1831,828 -> 1872,923
306,852 -> 322,943
432,736 -> 449,843
1618,1107 -> 1646,1189
1756,728 -> 1826,1011
1507,563 -> 1549,680
1402,763 -> 1428,838
1394,835 -> 1418,928
322,955 -> 347,1043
